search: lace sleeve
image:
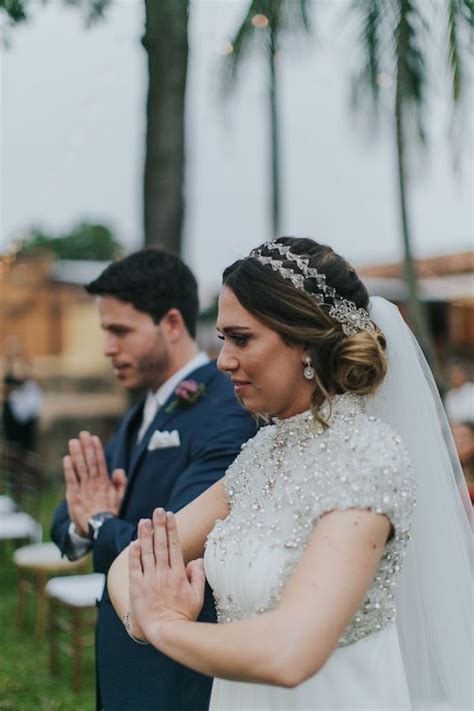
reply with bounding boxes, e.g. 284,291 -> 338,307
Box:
310,417 -> 415,536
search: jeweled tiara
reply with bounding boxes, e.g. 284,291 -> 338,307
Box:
249,240 -> 376,337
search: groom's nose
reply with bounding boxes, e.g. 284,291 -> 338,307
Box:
104,333 -> 120,357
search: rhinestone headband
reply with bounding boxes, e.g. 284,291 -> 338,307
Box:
249,240 -> 376,336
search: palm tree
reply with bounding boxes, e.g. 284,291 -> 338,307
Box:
142,0 -> 189,253
223,0 -> 311,237
350,0 -> 472,368
1,0 -> 189,255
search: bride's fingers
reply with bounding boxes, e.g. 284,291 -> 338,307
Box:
166,512 -> 185,574
186,559 -> 206,598
129,540 -> 143,582
138,519 -> 155,576
153,508 -> 169,568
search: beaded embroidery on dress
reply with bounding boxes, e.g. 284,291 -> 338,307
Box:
204,393 -> 416,710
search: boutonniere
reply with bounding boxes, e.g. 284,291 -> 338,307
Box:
166,379 -> 206,414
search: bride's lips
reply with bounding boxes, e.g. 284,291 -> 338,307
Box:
232,379 -> 251,394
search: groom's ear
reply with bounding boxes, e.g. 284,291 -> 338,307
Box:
160,308 -> 186,343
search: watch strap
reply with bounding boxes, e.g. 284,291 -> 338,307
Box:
88,511 -> 116,540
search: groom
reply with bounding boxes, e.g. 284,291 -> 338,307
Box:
51,248 -> 256,710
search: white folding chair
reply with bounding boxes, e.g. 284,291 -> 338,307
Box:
0,495 -> 16,514
12,541 -> 89,636
0,511 -> 42,544
46,573 -> 105,692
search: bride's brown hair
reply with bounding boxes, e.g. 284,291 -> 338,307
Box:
222,237 -> 387,426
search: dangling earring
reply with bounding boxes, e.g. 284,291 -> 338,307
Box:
303,356 -> 315,380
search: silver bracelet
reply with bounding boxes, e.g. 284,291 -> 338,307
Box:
123,611 -> 150,645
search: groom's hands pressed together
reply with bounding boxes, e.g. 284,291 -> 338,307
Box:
64,431 -> 127,537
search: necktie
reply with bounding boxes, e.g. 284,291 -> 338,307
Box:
137,394 -> 159,444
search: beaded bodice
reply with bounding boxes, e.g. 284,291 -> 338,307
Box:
204,393 -> 415,647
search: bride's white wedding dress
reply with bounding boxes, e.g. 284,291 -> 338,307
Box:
204,393 -> 416,710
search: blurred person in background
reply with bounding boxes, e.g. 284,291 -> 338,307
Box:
3,375 -> 43,453
452,421 -> 474,503
2,339 -> 43,454
444,360 -> 474,424
51,248 -> 256,711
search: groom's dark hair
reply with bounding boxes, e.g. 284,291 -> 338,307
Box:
86,248 -> 199,338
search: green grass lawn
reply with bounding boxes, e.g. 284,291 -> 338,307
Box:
0,488 -> 95,710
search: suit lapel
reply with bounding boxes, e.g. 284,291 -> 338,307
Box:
112,399 -> 143,471
125,361 -> 216,484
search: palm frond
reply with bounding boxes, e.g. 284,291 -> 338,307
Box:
350,0 -> 387,111
0,0 -> 28,23
446,0 -> 463,101
279,0 -> 311,37
221,0 -> 266,93
221,0 -> 311,96
460,0 -> 474,27
1,0 -> 112,27
62,0 -> 111,27
395,0 -> 429,143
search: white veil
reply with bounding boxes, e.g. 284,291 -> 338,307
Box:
367,297 -> 473,710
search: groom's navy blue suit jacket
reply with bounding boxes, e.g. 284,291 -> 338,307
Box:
51,362 -> 256,710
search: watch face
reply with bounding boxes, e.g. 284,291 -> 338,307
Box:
88,512 -> 115,539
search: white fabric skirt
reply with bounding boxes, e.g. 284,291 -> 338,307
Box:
209,624 -> 412,711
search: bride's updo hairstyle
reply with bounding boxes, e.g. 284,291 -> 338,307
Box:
222,236 -> 387,425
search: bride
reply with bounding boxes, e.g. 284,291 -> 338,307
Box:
108,237 -> 472,710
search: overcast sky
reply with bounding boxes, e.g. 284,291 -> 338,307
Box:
1,0 -> 472,293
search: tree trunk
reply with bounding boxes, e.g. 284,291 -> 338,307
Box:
269,27 -> 280,237
142,0 -> 189,254
395,87 -> 437,371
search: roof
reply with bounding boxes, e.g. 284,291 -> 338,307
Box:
365,273 -> 474,302
359,251 -> 474,279
51,260 -> 111,286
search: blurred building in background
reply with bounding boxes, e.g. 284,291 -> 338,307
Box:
360,250 -> 474,362
1,252 -> 109,377
1,251 -> 125,474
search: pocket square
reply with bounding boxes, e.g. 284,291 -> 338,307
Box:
147,429 -> 181,451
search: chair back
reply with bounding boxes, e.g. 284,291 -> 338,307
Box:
0,446 -> 43,518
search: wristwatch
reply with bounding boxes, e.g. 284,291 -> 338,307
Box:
88,511 -> 116,540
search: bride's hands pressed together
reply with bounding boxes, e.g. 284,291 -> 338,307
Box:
128,508 -> 206,647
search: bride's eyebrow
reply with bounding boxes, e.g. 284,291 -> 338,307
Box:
216,326 -> 252,334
